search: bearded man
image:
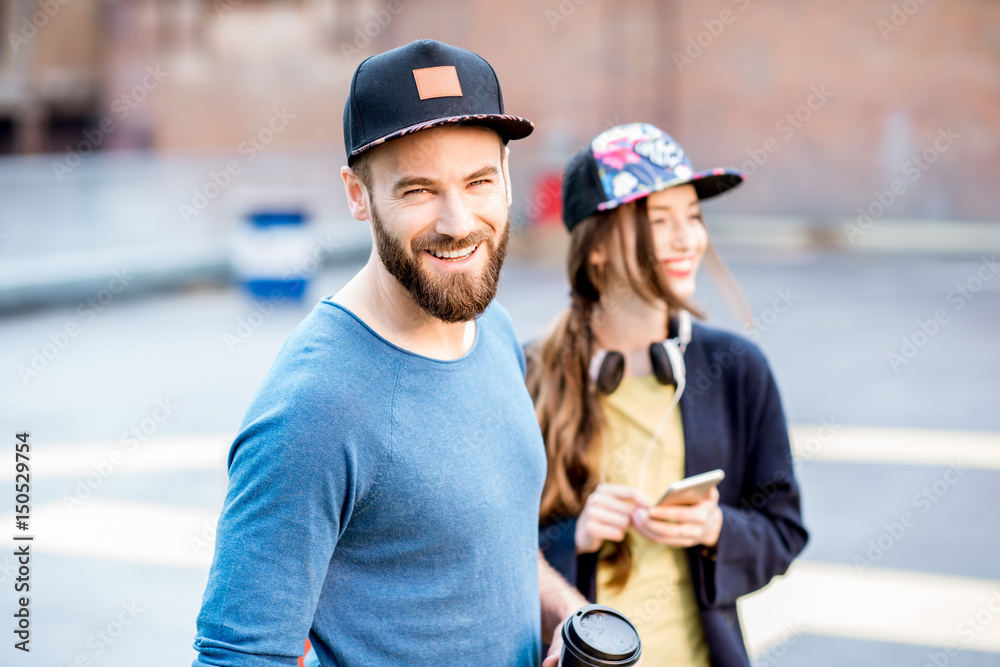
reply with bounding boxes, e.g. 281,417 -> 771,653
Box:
192,39 -> 586,667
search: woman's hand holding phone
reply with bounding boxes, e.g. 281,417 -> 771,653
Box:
631,486 -> 723,548
574,483 -> 649,554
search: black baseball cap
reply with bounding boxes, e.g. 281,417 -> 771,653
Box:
343,39 -> 534,165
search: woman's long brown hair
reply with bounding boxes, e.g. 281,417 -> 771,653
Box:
526,197 -> 744,591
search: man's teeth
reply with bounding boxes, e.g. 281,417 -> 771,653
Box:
429,244 -> 477,259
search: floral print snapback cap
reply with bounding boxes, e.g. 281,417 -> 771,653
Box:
591,122 -> 743,212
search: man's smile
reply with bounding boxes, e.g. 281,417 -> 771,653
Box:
425,242 -> 482,264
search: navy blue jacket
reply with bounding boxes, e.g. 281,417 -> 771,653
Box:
533,322 -> 808,667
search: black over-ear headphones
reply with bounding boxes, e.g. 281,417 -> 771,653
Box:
588,310 -> 691,394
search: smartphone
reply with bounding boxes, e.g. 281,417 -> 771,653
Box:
656,469 -> 725,507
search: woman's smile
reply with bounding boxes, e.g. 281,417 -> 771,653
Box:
661,254 -> 697,277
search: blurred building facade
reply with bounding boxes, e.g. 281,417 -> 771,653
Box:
0,0 -> 100,152
1,0 -> 997,221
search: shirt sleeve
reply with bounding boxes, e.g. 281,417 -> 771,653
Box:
690,348 -> 809,608
192,361 -> 392,666
539,516 -> 581,592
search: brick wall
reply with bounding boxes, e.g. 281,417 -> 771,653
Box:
100,0 -> 1000,221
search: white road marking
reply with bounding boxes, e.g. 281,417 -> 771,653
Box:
6,497 -> 1000,655
9,425 -> 997,484
789,424 -> 1000,470
9,427 -> 999,654
0,434 -> 231,481
740,560 -> 1000,657
4,499 -> 220,569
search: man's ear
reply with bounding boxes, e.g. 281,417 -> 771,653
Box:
341,166 -> 370,222
501,145 -> 512,208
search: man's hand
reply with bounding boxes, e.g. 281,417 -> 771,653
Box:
630,486 -> 722,548
541,611 -> 572,667
538,553 -> 587,666
542,611 -> 645,667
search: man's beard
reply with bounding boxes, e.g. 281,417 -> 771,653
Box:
371,205 -> 510,323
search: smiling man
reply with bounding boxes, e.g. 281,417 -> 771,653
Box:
192,40 -> 585,667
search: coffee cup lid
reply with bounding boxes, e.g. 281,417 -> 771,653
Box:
563,604 -> 640,663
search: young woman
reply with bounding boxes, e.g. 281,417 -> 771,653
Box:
527,123 -> 808,667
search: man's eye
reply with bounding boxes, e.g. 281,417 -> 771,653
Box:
405,188 -> 429,196
469,179 -> 492,187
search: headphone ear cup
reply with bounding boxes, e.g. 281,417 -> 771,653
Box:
596,351 -> 625,394
649,342 -> 676,386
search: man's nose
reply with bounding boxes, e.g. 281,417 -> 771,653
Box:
433,190 -> 477,241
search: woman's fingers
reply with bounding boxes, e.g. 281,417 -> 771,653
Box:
596,483 -> 650,507
632,508 -> 698,546
590,493 -> 640,517
649,488 -> 719,523
579,484 -> 697,549
623,484 -> 722,547
633,513 -> 682,544
586,506 -> 631,529
577,486 -> 650,552
586,522 -> 628,544
648,504 -> 705,524
643,525 -> 694,546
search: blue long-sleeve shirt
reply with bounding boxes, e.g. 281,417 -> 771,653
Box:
193,298 -> 547,666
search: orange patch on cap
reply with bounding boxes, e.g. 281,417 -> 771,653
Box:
412,66 -> 463,100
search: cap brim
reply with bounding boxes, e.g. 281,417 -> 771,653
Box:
349,114 -> 534,162
596,167 -> 744,212
691,168 -> 744,200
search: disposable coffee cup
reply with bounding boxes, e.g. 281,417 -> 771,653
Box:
559,604 -> 641,666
